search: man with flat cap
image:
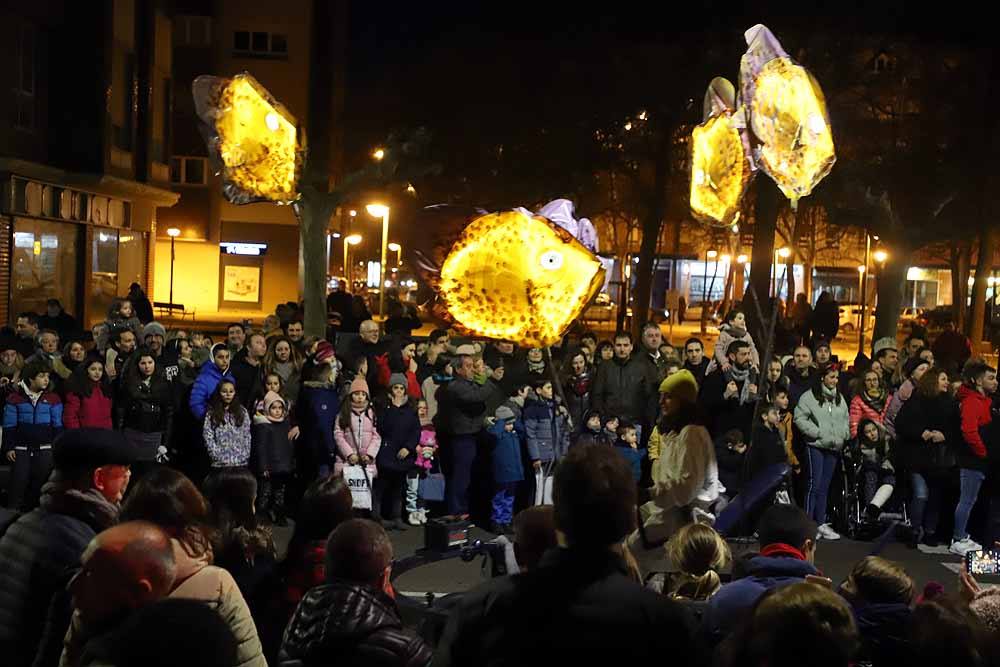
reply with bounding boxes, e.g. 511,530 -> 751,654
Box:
0,428 -> 136,667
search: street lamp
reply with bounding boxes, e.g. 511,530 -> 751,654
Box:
366,203 -> 391,318
344,234 -> 362,285
736,254 -> 748,264
873,249 -> 888,264
166,228 -> 180,314
372,148 -> 385,161
349,209 -> 357,217
387,242 -> 402,265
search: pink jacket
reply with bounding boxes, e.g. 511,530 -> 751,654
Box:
849,393 -> 891,439
333,409 -> 381,478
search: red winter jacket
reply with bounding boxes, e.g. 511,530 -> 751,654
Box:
63,383 -> 114,429
958,384 -> 991,460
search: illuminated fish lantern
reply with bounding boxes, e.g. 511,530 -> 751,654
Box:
435,208 -> 605,347
739,24 -> 835,208
192,73 -> 305,205
689,77 -> 752,227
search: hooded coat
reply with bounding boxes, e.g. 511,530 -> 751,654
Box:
190,362 -> 237,421
251,392 -> 293,475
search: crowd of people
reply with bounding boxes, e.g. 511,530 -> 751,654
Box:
0,285 -> 998,666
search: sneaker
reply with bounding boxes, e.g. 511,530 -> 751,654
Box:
950,537 -> 983,556
420,510 -> 428,524
407,513 -> 422,526
818,523 -> 841,540
865,503 -> 882,523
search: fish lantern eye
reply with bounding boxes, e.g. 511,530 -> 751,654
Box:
540,250 -> 564,271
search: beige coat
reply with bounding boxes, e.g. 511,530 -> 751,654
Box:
168,541 -> 267,667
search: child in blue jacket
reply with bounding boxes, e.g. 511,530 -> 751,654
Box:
614,421 -> 646,485
3,359 -> 63,510
489,405 -> 524,534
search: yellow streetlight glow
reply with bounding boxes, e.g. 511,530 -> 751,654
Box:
373,148 -> 385,161
345,234 -> 362,245
737,254 -> 748,264
857,265 -> 866,273
720,254 -> 732,263
777,247 -> 792,259
366,203 -> 389,218
349,209 -> 357,217
873,249 -> 888,263
166,227 -> 181,238
387,242 -> 401,252
707,250 -> 719,259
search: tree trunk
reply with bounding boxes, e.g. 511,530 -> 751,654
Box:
719,260 -> 736,321
872,244 -> 909,346
743,179 -> 781,346
297,0 -> 340,337
969,228 -> 998,355
631,138 -> 671,340
951,241 -> 970,333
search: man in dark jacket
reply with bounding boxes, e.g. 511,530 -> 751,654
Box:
14,312 -> 40,359
440,351 -> 494,517
0,428 -> 135,667
280,519 -> 432,667
591,332 -> 652,439
682,337 -> 711,386
38,299 -> 79,341
701,504 -> 819,646
231,332 -> 267,408
433,444 -> 701,667
701,340 -> 759,440
783,345 -> 816,408
343,320 -> 385,390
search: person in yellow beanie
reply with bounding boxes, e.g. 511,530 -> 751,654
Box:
631,369 -> 722,548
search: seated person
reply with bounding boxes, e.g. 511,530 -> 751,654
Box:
838,556 -> 914,667
852,418 -> 896,523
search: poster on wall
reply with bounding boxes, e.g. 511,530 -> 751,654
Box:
223,265 -> 261,303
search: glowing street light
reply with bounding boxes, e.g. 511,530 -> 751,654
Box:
387,242 -> 402,265
372,148 -> 385,161
736,254 -> 748,264
707,250 -> 719,259
873,249 -> 888,264
777,246 -> 792,259
343,234 -> 362,283
349,209 -> 357,217
166,228 -> 181,314
366,203 -> 391,317
345,234 -> 363,245
720,254 -> 732,264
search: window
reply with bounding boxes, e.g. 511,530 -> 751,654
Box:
113,53 -> 135,152
169,156 -> 208,185
174,15 -> 212,47
14,24 -> 35,131
232,30 -> 288,58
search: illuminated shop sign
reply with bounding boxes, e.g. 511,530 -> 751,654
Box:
220,242 -> 268,256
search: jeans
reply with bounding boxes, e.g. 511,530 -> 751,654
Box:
7,445 -> 53,512
446,434 -> 478,515
405,472 -> 420,514
805,446 -> 838,525
910,471 -> 942,535
492,482 -> 518,524
954,468 -> 986,542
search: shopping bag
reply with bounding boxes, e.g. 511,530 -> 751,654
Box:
343,465 -> 372,510
534,470 -> 554,506
418,472 -> 446,502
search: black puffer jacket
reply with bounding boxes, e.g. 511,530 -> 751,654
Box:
591,356 -> 652,425
0,480 -> 119,667
279,581 -> 432,667
115,375 -> 174,436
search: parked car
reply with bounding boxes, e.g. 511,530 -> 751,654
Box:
918,305 -> 955,330
899,307 -> 925,324
839,303 -> 874,333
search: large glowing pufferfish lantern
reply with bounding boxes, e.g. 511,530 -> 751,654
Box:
415,201 -> 605,348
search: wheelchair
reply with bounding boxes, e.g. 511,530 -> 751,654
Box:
829,444 -> 908,540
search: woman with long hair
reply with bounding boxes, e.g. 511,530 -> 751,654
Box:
794,366 -> 850,541
63,356 -> 113,429
896,366 -> 958,548
61,340 -> 88,376
263,336 -> 303,403
637,369 -> 719,547
333,376 -> 381,480
203,379 -> 251,469
202,467 -> 277,602
562,350 -> 593,431
116,467 -> 266,667
116,347 -> 174,470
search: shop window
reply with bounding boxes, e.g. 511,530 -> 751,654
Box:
90,229 -> 119,325
11,217 -> 80,321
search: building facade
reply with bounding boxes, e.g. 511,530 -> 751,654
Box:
0,0 -> 178,329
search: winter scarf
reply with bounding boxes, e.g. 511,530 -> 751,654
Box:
527,359 -> 546,374
568,372 -> 591,397
822,383 -> 841,405
862,388 -> 888,415
726,365 -> 757,405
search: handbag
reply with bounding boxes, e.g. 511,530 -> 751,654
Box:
418,472 -> 446,502
343,465 -> 373,510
